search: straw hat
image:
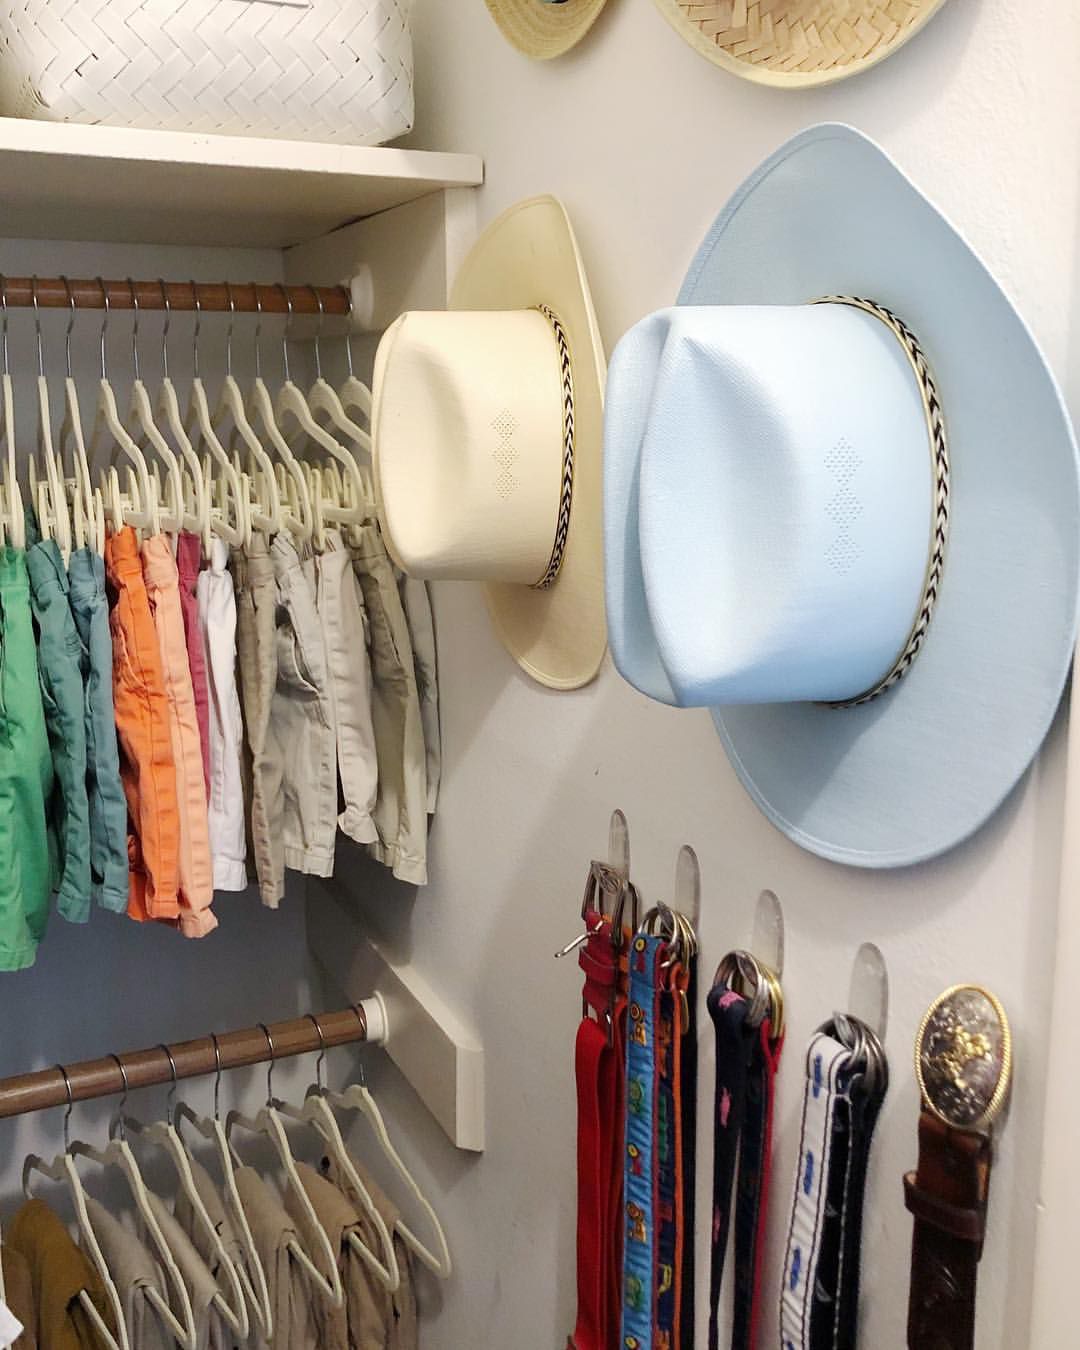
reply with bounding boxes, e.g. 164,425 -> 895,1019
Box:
485,0 -> 609,59
604,124 -> 1080,868
372,195 -> 607,691
652,0 -> 950,86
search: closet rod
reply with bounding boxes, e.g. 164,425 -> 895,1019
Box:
0,1004 -> 378,1121
0,278 -> 351,315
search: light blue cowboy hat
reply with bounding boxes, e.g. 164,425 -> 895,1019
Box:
604,123 -> 1080,868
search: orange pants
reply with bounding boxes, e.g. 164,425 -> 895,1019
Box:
105,527 -> 181,926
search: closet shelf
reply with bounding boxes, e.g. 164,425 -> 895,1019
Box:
0,117 -> 484,249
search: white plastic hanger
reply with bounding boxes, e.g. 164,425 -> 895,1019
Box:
0,278 -> 25,550
125,280 -> 187,537
174,1034 -> 274,1343
87,280 -> 159,538
69,1056 -> 199,1350
304,287 -> 375,524
20,1066 -> 132,1350
24,278 -> 73,562
155,281 -> 212,559
114,1045 -> 249,1342
182,283 -> 245,548
212,282 -> 281,538
321,1009 -> 452,1280
338,328 -> 374,424
246,288 -> 313,544
225,1025 -> 344,1308
274,285 -> 368,544
274,1016 -> 399,1290
57,279 -> 103,557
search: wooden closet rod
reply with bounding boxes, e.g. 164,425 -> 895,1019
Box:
0,1005 -> 372,1121
0,278 -> 351,316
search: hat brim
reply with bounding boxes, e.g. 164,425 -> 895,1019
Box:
485,0 -> 608,59
650,0 -> 950,88
607,124 -> 1080,867
453,195 -> 608,691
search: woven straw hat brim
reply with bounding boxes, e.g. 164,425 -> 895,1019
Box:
485,0 -> 609,59
652,0 -> 950,87
453,196 -> 607,691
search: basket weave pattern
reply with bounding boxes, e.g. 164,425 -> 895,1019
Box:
0,0 -> 413,144
674,0 -> 931,75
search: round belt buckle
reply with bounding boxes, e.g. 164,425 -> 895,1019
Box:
915,984 -> 1012,1131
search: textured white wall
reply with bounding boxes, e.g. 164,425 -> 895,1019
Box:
329,1 -> 1079,1345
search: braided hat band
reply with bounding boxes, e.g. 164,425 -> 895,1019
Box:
532,303 -> 576,590
812,295 -> 950,708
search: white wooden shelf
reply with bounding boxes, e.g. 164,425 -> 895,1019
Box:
0,117 -> 484,249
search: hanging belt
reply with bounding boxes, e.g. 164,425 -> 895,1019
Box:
781,1021 -> 888,1350
708,977 -> 784,1350
570,867 -> 635,1350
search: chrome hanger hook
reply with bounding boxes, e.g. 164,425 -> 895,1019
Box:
30,275 -> 44,378
110,1053 -> 130,1139
157,1042 -> 179,1118
1,275 -> 11,377
159,280 -> 171,381
210,1032 -> 223,1122
97,277 -> 110,381
344,292 -> 356,379
309,285 -> 323,382
278,284 -> 293,385
224,281 -> 236,380
62,276 -> 76,380
253,286 -> 264,381
306,1014 -> 327,1094
191,280 -> 202,381
258,1023 -> 276,1106
127,278 -> 141,384
349,1005 -> 368,1089
55,1063 -> 74,1152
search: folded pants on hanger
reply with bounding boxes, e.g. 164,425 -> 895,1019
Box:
68,548 -> 129,915
0,546 -> 52,969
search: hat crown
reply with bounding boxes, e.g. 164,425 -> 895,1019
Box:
373,309 -> 564,584
608,303 -> 934,706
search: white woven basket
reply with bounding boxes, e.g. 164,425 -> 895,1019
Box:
0,0 -> 413,144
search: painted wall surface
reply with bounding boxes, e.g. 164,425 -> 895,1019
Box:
320,1 -> 1079,1346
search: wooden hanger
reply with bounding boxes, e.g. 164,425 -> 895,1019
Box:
225,1024 -> 344,1308
174,1033 -> 273,1343
20,1066 -> 133,1350
274,1016 -> 399,1290
115,1045 -> 249,1342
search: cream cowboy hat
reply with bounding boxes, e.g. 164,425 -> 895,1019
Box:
372,195 -> 607,691
652,0 -> 950,87
485,0 -> 609,59
604,124 -> 1080,868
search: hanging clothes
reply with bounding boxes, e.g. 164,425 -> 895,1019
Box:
68,547 -> 129,916
141,534 -> 216,937
175,531 -> 212,801
317,532 -> 379,849
82,1198 -> 170,1350
350,525 -> 428,887
144,1193 -> 228,1350
397,575 -> 441,817
6,1199 -> 118,1350
0,546 -> 53,971
24,514 -> 91,925
234,536 -> 286,910
235,1168 -> 319,1350
105,526 -> 182,929
272,533 -> 337,881
1,1242 -> 37,1350
195,540 -> 248,893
